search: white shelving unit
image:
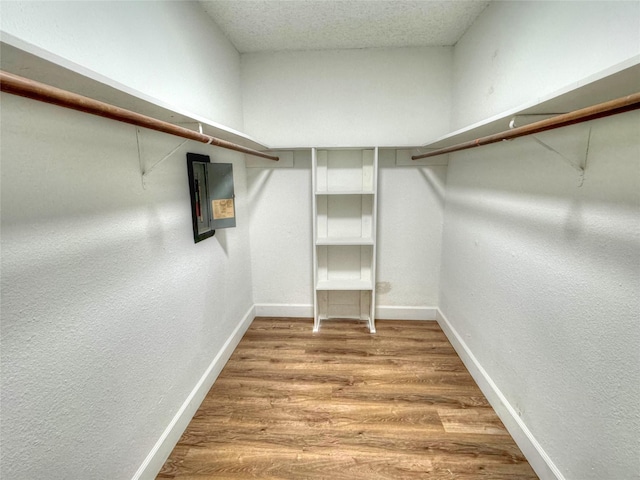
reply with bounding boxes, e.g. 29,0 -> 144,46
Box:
312,148 -> 378,333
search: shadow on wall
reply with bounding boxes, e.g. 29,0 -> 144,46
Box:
247,168 -> 275,205
378,150 -> 447,208
246,150 -> 313,205
444,112 -> 639,277
444,116 -> 639,205
445,184 -> 637,273
417,167 -> 446,208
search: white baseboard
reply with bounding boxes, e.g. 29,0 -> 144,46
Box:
435,308 -> 564,480
132,305 -> 256,480
134,304 -> 562,480
375,306 -> 437,320
254,304 -> 437,321
254,303 -> 314,318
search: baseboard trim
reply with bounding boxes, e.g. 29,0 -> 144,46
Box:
435,308 -> 564,480
254,303 -> 314,318
132,305 -> 256,480
375,306 -> 437,320
134,304 -> 562,480
254,304 -> 437,321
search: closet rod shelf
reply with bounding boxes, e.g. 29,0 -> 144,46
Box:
0,70 -> 279,161
413,91 -> 640,160
0,38 -> 273,155
414,58 -> 640,157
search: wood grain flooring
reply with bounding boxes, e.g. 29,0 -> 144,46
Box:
158,318 -> 538,479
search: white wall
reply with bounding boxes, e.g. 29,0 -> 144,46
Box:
452,1 -> 640,129
0,3 -> 253,479
442,3 -> 640,477
248,153 -> 445,316
5,2 -> 637,479
0,0 -> 244,130
247,153 -> 314,309
244,46 -> 450,314
440,111 -> 640,480
376,157 -> 445,309
241,47 -> 452,147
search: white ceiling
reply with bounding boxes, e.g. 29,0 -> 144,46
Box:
200,1 -> 490,53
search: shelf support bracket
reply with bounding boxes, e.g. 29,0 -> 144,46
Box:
508,114 -> 561,129
137,127 -> 190,189
509,115 -> 592,185
530,135 -> 584,173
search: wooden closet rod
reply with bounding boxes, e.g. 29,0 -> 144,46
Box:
412,92 -> 640,160
0,70 -> 279,161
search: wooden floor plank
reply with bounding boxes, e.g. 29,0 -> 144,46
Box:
158,318 -> 537,479
438,408 -> 511,435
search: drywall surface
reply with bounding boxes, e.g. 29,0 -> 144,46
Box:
241,47 -> 452,147
247,152 -> 314,307
0,3 -> 253,478
439,111 -> 640,479
452,1 -> 640,130
377,155 -> 445,308
0,1 -> 244,129
0,93 -> 253,480
247,152 -> 444,311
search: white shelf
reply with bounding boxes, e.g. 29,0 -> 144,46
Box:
419,56 -> 640,152
316,280 -> 374,291
315,237 -> 374,246
312,148 -> 378,333
315,190 -> 375,195
0,34 -> 271,152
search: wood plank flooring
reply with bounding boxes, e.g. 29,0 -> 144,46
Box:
158,318 -> 538,479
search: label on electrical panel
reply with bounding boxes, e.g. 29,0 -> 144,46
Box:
212,198 -> 235,219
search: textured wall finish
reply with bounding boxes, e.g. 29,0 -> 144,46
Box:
247,152 -> 445,313
3,2 -> 639,479
0,1 -> 244,130
452,1 -> 640,130
0,3 -> 253,479
445,5 -> 640,475
241,47 -> 453,147
439,111 -> 640,479
247,152 -> 314,306
201,0 -> 488,52
1,95 -> 254,480
376,159 -> 445,308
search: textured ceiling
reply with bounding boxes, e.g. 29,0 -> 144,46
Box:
200,1 -> 490,53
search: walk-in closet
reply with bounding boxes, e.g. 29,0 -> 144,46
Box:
1,2 -> 638,479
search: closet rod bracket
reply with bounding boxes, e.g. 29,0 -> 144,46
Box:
412,92 -> 640,161
509,116 -> 593,185
137,128 -> 189,189
508,113 -> 561,130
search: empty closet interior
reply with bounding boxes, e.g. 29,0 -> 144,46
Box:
1,2 -> 638,480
